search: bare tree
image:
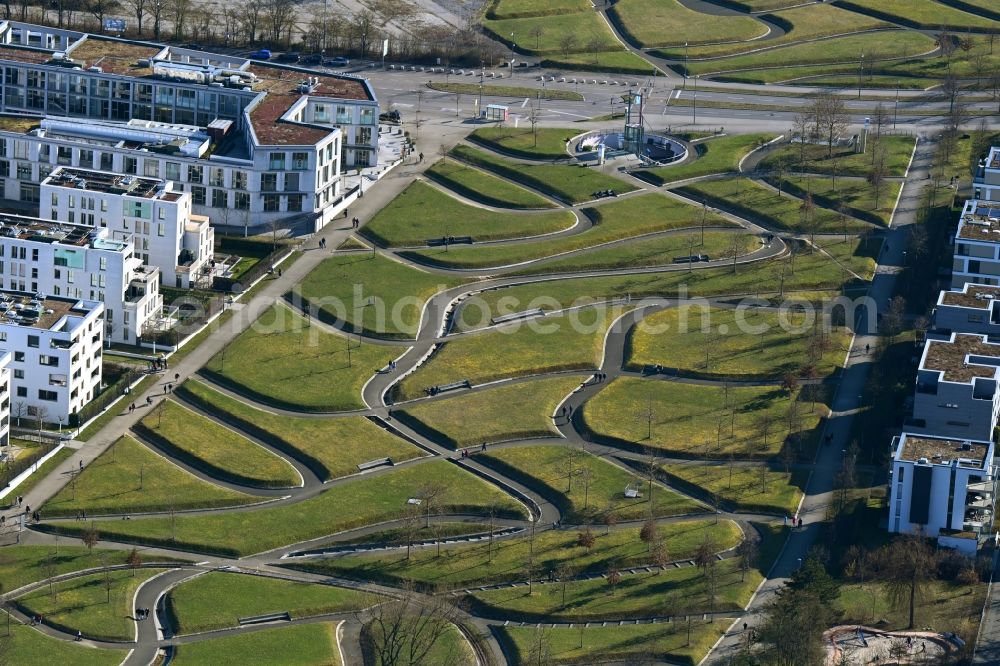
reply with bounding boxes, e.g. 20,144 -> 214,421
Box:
867,142 -> 889,210
148,0 -> 166,39
82,524 -> 99,553
791,114 -> 810,167
809,93 -> 848,159
418,481 -> 447,529
639,519 -> 658,552
239,0 -> 263,44
264,0 -> 296,46
360,592 -> 461,666
881,532 -> 937,629
169,0 -> 191,39
528,25 -> 544,51
526,626 -> 553,666
351,9 -> 377,58
87,0 -> 120,31
872,103 -> 888,138
126,547 -> 142,576
558,33 -> 578,56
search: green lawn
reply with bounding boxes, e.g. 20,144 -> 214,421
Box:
677,177 -> 873,234
757,135 -> 915,178
15,569 -> 164,641
429,81 -> 583,102
508,229 -> 748,276
42,436 -> 256,517
38,461 -> 525,557
177,380 -> 425,481
488,0 -> 591,19
393,307 -> 618,402
541,50 -> 661,75
5,447 -> 73,504
137,400 -> 299,488
401,192 -> 735,270
295,253 -> 465,339
170,622 -> 342,666
202,304 -> 397,411
450,144 -> 637,204
660,463 -> 805,515
768,175 -> 902,226
680,31 -> 935,77
363,624 -> 473,666
499,620 -> 730,666
3,618 -> 127,666
426,159 -> 557,209
288,519 -> 741,591
835,579 -> 986,634
361,181 -> 574,247
483,11 -> 620,55
626,306 -> 850,379
836,0 -> 999,30
469,558 -> 760,621
395,375 -> 582,448
583,377 -> 825,458
167,572 -> 372,634
0,545 -> 183,594
635,133 -> 777,185
470,127 -> 578,160
480,445 -> 705,522
611,0 -> 767,48
333,522 -> 492,547
816,236 -> 880,281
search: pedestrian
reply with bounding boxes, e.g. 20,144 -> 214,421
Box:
82,509 -> 86,520
76,630 -> 82,641
278,268 -> 282,277
79,460 -> 83,471
481,442 -> 486,452
146,396 -> 152,406
419,152 -> 424,162
17,496 -> 21,507
783,515 -> 788,526
1,515 -> 5,526
175,373 -> 180,382
130,402 -> 135,413
23,505 -> 28,514
743,622 -> 748,632
865,343 -> 870,354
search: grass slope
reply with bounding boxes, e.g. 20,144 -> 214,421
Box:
611,0 -> 767,48
636,133 -> 776,185
3,617 -> 127,666
470,127 -> 578,160
170,622 -> 342,666
426,159 -> 557,209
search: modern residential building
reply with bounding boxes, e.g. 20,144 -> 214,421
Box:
888,432 -> 996,555
0,21 -> 382,228
933,283 -> 1000,338
40,167 -> 213,288
951,198 -> 1000,289
973,146 -> 1000,201
911,333 -> 1000,443
0,350 -> 10,447
0,291 -> 103,423
0,214 -> 161,345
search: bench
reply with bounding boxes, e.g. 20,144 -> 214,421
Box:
672,254 -> 710,264
426,236 -> 473,247
238,612 -> 291,625
491,308 -> 544,325
426,380 -> 471,396
357,457 -> 393,471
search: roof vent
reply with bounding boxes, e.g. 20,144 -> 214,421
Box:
918,457 -> 929,465
962,441 -> 973,451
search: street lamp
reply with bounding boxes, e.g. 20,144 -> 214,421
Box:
893,83 -> 899,130
692,75 -> 699,125
857,52 -> 864,99
509,32 -> 515,79
684,41 -> 688,79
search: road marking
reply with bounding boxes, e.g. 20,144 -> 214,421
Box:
674,89 -> 682,99
546,109 -> 590,118
521,98 -> 529,107
393,103 -> 414,107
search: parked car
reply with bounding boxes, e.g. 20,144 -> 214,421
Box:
324,56 -> 350,67
277,52 -> 300,63
249,49 -> 272,60
379,109 -> 401,123
301,53 -> 322,65
181,42 -> 203,51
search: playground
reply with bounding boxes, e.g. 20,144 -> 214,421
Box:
823,625 -> 960,665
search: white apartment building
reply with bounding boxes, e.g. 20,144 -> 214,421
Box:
0,215 -> 161,344
888,432 -> 996,555
2,292 -> 103,422
41,168 -> 213,288
911,333 -> 1000,443
933,283 -> 1000,338
973,146 -> 1000,201
0,21 -> 381,228
952,199 -> 1000,289
0,350 -> 10,447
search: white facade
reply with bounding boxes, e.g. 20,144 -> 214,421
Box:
0,350 -> 10,447
952,199 -> 1000,289
0,216 -> 161,344
973,146 -> 1000,202
889,433 -> 995,554
40,168 -> 213,288
3,293 -> 103,423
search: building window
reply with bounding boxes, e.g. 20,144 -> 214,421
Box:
284,173 -> 299,192
165,162 -> 180,181
211,189 -> 227,208
187,165 -> 203,184
37,389 -> 57,401
263,195 -> 279,212
143,159 -> 160,178
234,192 -> 250,210
287,195 -> 302,212
292,152 -> 308,170
191,186 -> 206,206
233,171 -> 247,189
209,168 -> 224,187
261,173 -> 277,192
268,152 -> 285,170
15,162 -> 31,180
359,127 -> 372,144
123,157 -> 137,174
27,335 -> 38,348
19,183 -> 38,203
39,355 -> 58,367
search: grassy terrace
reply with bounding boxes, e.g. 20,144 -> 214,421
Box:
508,229 -> 745,276
401,192 -> 736,270
488,0 -> 591,19
678,177 -> 873,234
450,144 -> 637,204
499,620 -> 730,666
470,127 -> 579,160
452,242 -> 858,319
295,253 -> 464,339
167,572 -> 372,634
583,378 -> 824,458
426,159 -> 557,209
288,520 -> 741,590
42,436 -> 256,517
652,3 -> 889,59
659,463 -> 805,515
626,306 -> 850,379
202,304 -> 397,412
16,569 -> 164,641
540,50 -> 660,74
635,133 -> 776,185
177,380 -> 424,481
137,400 -> 299,489
767,175 -> 902,226
468,558 -> 760,621
817,236 -> 880,280
610,0 -> 767,48
170,622 -> 341,666
479,445 -> 705,521
835,0 -> 999,30
0,545 -> 183,593
333,522 -> 492,547
836,579 -> 986,633
680,31 -> 934,77
3,618 -> 127,666
757,135 -> 915,178
429,81 -> 583,102
395,375 -> 583,448
360,181 -> 574,247
393,307 -> 620,402
39,461 -> 525,557
482,11 -> 619,55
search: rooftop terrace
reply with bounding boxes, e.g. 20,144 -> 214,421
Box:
0,291 -> 89,331
958,200 -> 1000,242
939,284 -> 1000,309
66,37 -> 161,75
44,168 -> 163,198
897,433 -> 990,467
0,44 -> 53,65
923,334 -> 1000,382
0,214 -> 127,250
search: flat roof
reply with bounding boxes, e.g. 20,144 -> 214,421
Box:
248,92 -> 330,146
897,433 -> 990,467
45,168 -> 163,198
922,334 -> 1000,382
957,200 -> 1000,242
939,284 -> 1000,309
988,147 -> 1000,170
0,291 -> 92,330
0,44 -> 53,64
66,36 -> 160,75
